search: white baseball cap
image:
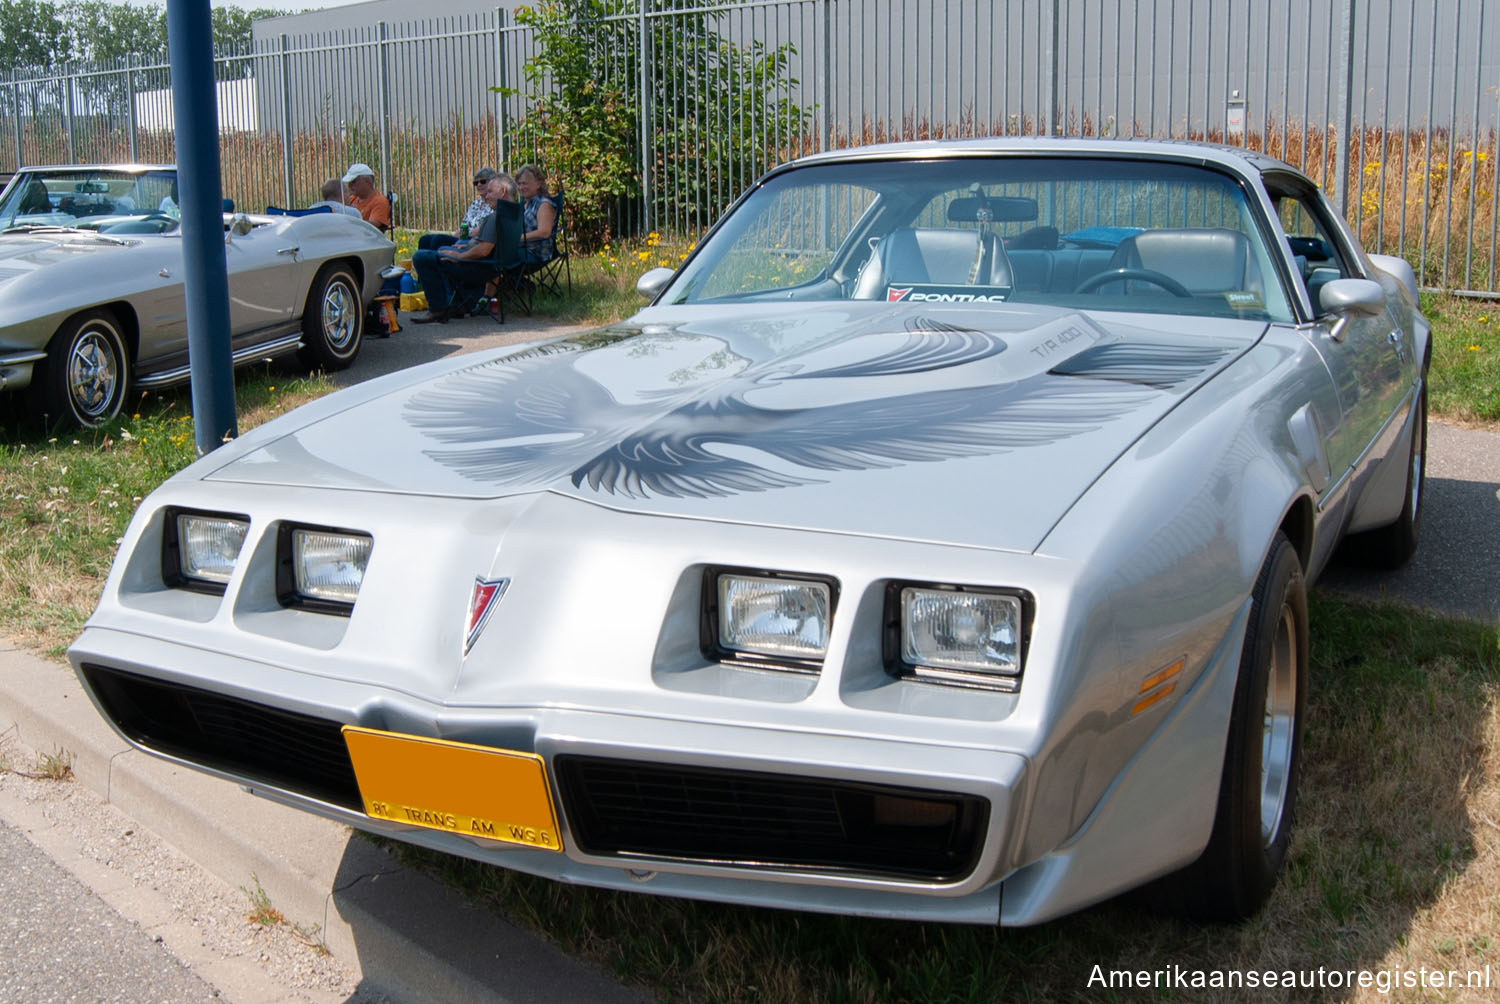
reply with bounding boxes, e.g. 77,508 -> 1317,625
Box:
341,162 -> 375,184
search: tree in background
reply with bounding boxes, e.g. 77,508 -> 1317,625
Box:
0,1 -> 289,125
0,0 -> 72,72
506,0 -> 639,248
0,0 -> 286,74
507,0 -> 807,247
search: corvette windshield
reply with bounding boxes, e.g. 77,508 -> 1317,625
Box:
0,168 -> 177,230
664,156 -> 1293,323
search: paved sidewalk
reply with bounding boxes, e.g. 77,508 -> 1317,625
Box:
0,637 -> 650,1004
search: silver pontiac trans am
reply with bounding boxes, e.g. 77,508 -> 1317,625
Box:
0,164 -> 394,428
70,139 -> 1429,926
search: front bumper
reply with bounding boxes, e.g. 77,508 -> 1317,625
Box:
71,625 -> 1029,924
0,349 -> 44,391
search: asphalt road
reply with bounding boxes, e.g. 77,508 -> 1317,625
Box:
0,819 -> 220,1004
1318,421 -> 1500,623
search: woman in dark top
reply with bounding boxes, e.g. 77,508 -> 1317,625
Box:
515,164 -> 559,265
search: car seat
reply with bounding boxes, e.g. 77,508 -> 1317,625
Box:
852,228 -> 1014,299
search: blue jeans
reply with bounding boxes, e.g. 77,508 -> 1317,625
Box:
418,232 -> 457,251
412,248 -> 493,312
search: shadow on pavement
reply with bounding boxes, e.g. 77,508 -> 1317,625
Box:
1319,473 -> 1500,622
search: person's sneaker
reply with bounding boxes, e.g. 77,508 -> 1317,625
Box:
410,308 -> 450,324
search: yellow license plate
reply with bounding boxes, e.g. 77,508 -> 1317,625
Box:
342,726 -> 562,852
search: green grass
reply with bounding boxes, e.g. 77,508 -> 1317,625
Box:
0,365 -> 335,655
1422,292 -> 1500,424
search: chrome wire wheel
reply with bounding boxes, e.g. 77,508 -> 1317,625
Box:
67,328 -> 121,420
40,309 -> 129,428
1259,603 -> 1298,848
299,264 -> 363,371
321,278 -> 358,352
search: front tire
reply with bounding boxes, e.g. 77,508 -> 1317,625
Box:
297,263 -> 363,371
36,309 -> 130,428
1175,532 -> 1308,921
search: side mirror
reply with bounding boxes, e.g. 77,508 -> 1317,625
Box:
1319,278 -> 1386,343
1319,278 -> 1386,317
227,213 -> 254,238
635,267 -> 674,301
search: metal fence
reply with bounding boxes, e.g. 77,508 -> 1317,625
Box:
1,0 -> 1495,292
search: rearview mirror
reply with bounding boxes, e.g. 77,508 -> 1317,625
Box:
947,196 -> 1039,224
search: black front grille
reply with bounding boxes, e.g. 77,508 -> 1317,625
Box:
556,756 -> 988,881
79,664 -> 362,811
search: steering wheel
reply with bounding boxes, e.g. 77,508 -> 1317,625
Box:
1073,267 -> 1192,297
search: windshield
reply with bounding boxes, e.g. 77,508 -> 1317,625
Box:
0,168 -> 179,232
664,156 -> 1292,323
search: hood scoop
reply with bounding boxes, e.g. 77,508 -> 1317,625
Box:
1049,342 -> 1240,389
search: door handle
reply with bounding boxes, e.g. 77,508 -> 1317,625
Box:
276,246 -> 300,257
1387,329 -> 1408,361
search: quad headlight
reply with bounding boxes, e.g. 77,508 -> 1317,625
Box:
711,570 -> 835,667
278,525 -> 372,614
162,509 -> 249,594
896,585 -> 1026,688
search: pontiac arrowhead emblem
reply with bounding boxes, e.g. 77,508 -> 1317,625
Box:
465,577 -> 510,654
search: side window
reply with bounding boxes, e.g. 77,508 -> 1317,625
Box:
1273,189 -> 1355,313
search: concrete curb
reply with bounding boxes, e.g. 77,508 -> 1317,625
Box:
0,639 -> 648,1004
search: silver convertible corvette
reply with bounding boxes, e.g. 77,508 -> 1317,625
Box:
70,139 -> 1428,925
0,165 -> 394,427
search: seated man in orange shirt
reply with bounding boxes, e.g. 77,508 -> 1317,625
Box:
341,163 -> 391,229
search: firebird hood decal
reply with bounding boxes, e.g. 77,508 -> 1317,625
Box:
206,303 -> 1257,551
405,318 -> 1152,500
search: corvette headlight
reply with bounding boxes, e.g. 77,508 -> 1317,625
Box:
163,509 -> 249,594
278,525 -> 372,614
713,571 -> 834,666
899,586 -> 1025,687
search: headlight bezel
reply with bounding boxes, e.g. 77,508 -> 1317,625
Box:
160,506 -> 251,595
275,522 -> 373,616
882,581 -> 1033,691
700,565 -> 840,674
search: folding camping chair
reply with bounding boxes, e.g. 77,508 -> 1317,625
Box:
521,188 -> 572,298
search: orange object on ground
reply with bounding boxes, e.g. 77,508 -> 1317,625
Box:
374,296 -> 401,333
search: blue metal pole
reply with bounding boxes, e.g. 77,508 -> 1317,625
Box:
166,0 -> 238,454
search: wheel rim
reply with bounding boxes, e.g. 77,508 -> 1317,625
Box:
322,279 -> 357,352
67,327 -> 120,420
1260,604 -> 1298,847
